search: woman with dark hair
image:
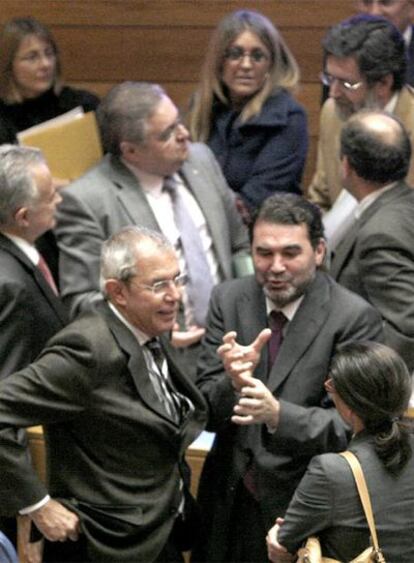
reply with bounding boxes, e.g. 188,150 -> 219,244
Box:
187,10 -> 308,220
267,341 -> 414,562
0,17 -> 99,144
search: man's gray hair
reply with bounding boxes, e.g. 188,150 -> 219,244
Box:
97,81 -> 166,156
0,144 -> 46,227
100,226 -> 173,297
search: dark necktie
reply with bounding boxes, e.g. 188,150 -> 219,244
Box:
163,176 -> 214,326
146,339 -> 186,424
243,311 -> 288,499
37,254 -> 58,295
268,310 -> 287,369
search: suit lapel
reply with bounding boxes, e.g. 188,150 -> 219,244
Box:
0,234 -> 67,323
236,277 -> 269,382
106,156 -> 160,230
180,157 -> 228,278
330,219 -> 360,278
99,302 -> 176,424
267,272 -> 331,391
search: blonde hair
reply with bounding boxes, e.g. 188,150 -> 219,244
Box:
188,10 -> 300,142
0,17 -> 62,104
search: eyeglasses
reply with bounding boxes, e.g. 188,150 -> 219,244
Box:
156,117 -> 187,143
129,273 -> 188,295
320,72 -> 363,92
225,46 -> 269,64
17,48 -> 56,65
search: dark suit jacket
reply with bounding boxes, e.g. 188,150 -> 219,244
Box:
330,182 -> 414,372
0,233 -> 67,379
54,143 -> 249,317
195,272 -> 384,561
278,431 -> 414,562
0,301 -> 207,561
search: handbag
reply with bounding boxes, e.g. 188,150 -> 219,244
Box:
296,451 -> 386,563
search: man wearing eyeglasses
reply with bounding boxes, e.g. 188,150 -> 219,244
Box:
54,81 -> 249,377
308,14 -> 414,215
0,225 -> 207,562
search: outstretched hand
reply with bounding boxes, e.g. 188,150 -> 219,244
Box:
232,377 -> 280,428
218,328 -> 271,391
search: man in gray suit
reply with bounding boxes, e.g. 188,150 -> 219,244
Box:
194,193 -> 384,562
330,110 -> 414,372
55,82 -> 249,363
0,226 -> 207,562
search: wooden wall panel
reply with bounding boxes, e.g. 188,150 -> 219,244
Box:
0,1 -> 357,186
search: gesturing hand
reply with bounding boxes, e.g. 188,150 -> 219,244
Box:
232,377 -> 280,428
218,328 -> 271,391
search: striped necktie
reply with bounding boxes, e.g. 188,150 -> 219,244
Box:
146,339 -> 187,423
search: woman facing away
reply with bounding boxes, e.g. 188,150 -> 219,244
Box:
187,9 -> 308,221
0,16 -> 99,144
267,341 -> 414,563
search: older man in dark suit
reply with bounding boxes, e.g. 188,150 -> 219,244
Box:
331,110 -> 414,372
194,193 -> 384,563
0,145 -> 67,559
0,226 -> 207,562
0,145 -> 67,379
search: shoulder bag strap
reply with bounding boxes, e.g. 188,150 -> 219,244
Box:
340,451 -> 381,553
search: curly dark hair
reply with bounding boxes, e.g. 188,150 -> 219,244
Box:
323,14 -> 407,91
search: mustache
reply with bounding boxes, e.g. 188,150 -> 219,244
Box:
265,274 -> 292,282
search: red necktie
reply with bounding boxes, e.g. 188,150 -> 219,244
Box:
37,255 -> 58,295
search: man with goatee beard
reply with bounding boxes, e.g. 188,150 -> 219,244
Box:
308,14 -> 414,214
193,193 -> 384,563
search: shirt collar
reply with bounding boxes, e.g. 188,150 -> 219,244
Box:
354,182 -> 397,219
384,92 -> 399,114
108,301 -> 152,346
121,159 -> 164,195
404,25 -> 412,48
265,294 -> 304,322
3,233 -> 39,265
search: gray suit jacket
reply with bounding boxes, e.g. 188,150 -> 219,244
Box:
278,432 -> 414,562
54,143 -> 249,317
330,182 -> 414,372
0,301 -> 207,561
195,272 -> 384,561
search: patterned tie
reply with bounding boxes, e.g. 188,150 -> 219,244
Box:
268,311 -> 288,370
146,339 -> 186,424
163,176 -> 214,326
37,254 -> 58,295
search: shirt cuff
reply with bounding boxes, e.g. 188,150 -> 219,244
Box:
19,495 -> 50,515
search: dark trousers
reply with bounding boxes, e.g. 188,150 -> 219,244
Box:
225,483 -> 268,563
43,522 -> 185,562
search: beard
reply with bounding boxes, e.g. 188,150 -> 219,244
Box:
260,268 -> 316,309
334,89 -> 381,121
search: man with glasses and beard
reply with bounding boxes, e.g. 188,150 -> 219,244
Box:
193,193 -> 384,563
308,15 -> 414,219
